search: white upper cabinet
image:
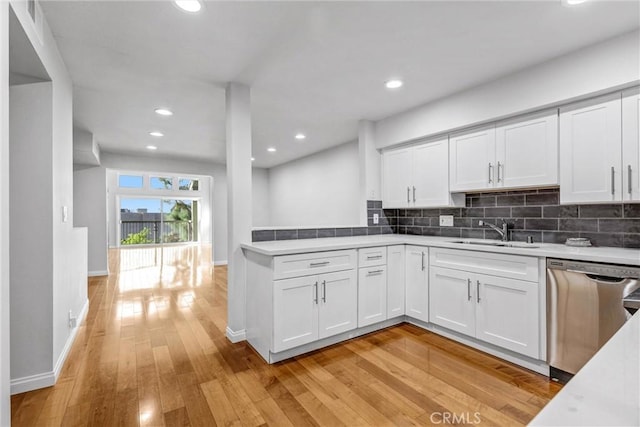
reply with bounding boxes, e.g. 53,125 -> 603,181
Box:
450,112 -> 558,192
382,148 -> 413,208
450,127 -> 496,192
560,94 -> 623,204
623,88 -> 640,202
496,113 -> 558,189
382,139 -> 464,209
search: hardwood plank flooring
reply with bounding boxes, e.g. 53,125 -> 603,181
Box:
11,245 -> 561,426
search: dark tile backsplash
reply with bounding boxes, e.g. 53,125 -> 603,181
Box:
251,200 -> 394,242
253,190 -> 640,249
390,188 -> 640,249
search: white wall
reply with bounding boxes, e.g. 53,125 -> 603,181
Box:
10,82 -> 54,381
73,166 -> 108,275
252,167 -> 270,227
8,0 -> 88,395
376,30 -> 640,149
268,141 -> 361,227
0,1 -> 10,422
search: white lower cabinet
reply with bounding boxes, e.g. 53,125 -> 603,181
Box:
358,266 -> 387,327
273,269 -> 357,353
405,246 -> 429,322
386,245 -> 406,318
429,249 -> 540,359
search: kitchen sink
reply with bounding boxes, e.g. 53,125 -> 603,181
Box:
447,240 -> 540,249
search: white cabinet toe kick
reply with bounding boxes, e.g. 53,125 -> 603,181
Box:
244,244 -> 548,373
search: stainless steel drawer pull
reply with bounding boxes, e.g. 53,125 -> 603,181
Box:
476,280 -> 481,303
611,166 -> 615,195
367,269 -> 384,275
366,255 -> 382,260
407,187 -> 410,203
488,163 -> 493,184
413,186 -> 416,202
497,161 -> 503,183
421,252 -> 425,271
467,278 -> 472,301
629,165 -> 633,195
309,261 -> 330,267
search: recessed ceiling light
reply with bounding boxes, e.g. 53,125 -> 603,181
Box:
251,157 -> 255,161
146,145 -> 158,150
295,133 -> 306,140
174,0 -> 201,13
562,0 -> 587,4
267,147 -> 276,153
154,108 -> 173,116
149,131 -> 164,137
385,79 -> 403,89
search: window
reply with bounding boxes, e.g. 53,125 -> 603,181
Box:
118,175 -> 143,188
150,177 -> 173,190
179,178 -> 199,191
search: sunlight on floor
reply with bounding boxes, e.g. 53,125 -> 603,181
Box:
113,244 -> 212,292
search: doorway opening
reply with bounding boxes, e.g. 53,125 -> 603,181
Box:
119,198 -> 200,245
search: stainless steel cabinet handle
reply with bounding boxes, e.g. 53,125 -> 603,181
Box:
421,252 -> 425,271
322,280 -> 326,303
407,187 -> 410,203
476,280 -> 481,303
497,161 -> 502,183
412,186 -> 416,202
367,269 -> 384,275
310,261 -> 329,267
629,165 -> 633,195
367,255 -> 382,260
611,166 -> 615,195
467,278 -> 472,301
314,281 -> 318,304
488,163 -> 493,184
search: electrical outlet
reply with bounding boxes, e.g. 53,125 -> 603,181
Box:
68,310 -> 77,328
439,215 -> 454,227
373,213 -> 379,224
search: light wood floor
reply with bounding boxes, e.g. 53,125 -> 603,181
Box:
11,245 -> 561,426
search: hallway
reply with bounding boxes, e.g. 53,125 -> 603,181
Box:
11,245 -> 560,426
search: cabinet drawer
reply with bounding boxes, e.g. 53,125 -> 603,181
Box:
274,250 -> 357,280
358,247 -> 387,268
430,247 -> 538,282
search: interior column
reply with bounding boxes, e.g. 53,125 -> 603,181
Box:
358,120 -> 381,224
225,83 -> 252,342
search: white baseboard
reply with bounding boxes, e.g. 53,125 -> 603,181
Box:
10,299 -> 89,395
226,326 -> 246,343
88,270 -> 108,277
214,260 -> 228,266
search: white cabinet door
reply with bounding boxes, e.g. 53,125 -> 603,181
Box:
405,246 -> 429,322
273,276 -> 319,352
496,112 -> 558,189
318,270 -> 357,339
382,148 -> 412,208
560,95 -> 623,203
450,127 -> 496,192
623,89 -> 640,201
412,139 -> 452,207
358,267 -> 387,327
475,273 -> 539,359
386,245 -> 405,319
429,267 -> 475,336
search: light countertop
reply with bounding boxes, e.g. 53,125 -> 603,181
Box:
242,235 -> 640,266
530,311 -> 640,426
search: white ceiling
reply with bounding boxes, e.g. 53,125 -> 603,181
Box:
39,0 -> 640,168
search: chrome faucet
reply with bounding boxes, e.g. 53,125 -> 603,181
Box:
479,219 -> 510,242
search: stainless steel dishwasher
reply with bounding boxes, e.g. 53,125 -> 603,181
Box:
547,259 -> 640,383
